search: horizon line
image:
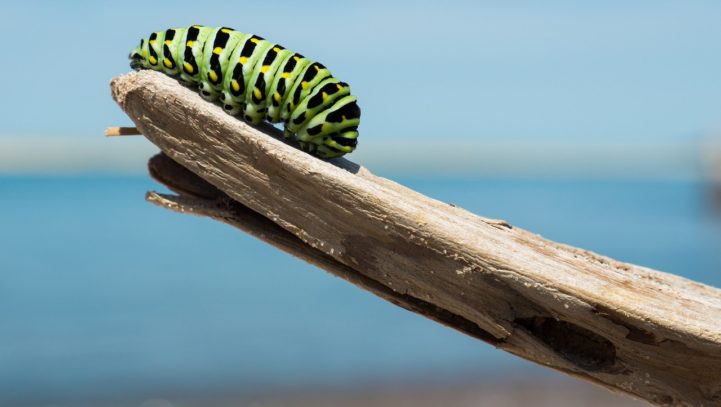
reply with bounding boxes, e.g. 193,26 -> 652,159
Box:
1,136 -> 719,181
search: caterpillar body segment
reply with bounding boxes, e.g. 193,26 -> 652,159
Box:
129,25 -> 360,158
266,53 -> 309,123
288,78 -> 351,134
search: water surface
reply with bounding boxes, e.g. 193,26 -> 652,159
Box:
1,176 -> 719,403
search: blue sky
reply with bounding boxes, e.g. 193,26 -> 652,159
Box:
2,1 -> 720,148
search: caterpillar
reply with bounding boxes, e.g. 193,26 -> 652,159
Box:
128,25 -> 360,159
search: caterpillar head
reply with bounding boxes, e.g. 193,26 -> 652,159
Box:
128,39 -> 146,70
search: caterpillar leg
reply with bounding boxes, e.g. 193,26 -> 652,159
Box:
219,92 -> 243,116
309,129 -> 359,158
199,82 -> 220,101
296,130 -> 358,158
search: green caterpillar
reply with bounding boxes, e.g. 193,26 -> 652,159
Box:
129,25 -> 360,159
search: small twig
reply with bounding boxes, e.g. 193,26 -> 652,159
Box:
105,126 -> 142,137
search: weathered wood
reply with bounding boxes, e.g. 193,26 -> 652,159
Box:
145,152 -> 502,345
111,70 -> 721,407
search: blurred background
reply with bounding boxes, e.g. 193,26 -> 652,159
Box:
2,1 -> 721,406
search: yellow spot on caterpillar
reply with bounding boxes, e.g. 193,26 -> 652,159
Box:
281,72 -> 290,79
192,25 -> 201,28
209,70 -> 218,82
322,92 -> 328,100
293,56 -> 300,61
186,40 -> 194,47
231,80 -> 240,92
213,47 -> 223,55
301,81 -> 308,90
261,65 -> 269,73
165,40 -> 172,46
239,56 -> 248,64
148,56 -> 157,65
183,62 -> 194,73
163,59 -> 173,68
253,88 -> 262,100
149,39 -> 156,44
273,92 -> 281,103
273,47 -> 280,52
250,37 -> 259,43
221,28 -> 232,33
336,84 -> 343,91
314,65 -> 321,71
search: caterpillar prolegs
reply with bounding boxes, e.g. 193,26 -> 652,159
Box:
128,26 -> 360,159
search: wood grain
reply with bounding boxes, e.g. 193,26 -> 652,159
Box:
111,70 -> 721,406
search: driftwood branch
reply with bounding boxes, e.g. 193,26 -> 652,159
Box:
110,70 -> 721,407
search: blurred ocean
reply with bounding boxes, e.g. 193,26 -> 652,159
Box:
1,175 -> 719,405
